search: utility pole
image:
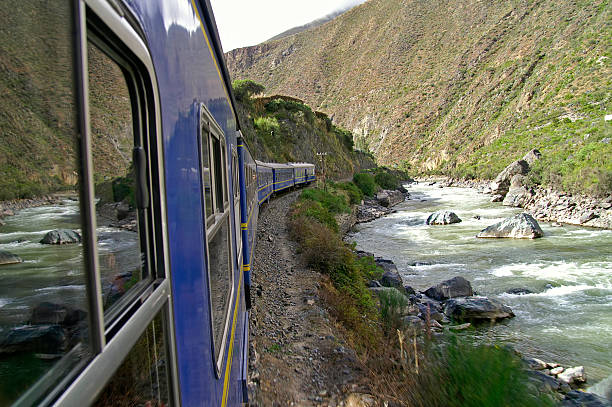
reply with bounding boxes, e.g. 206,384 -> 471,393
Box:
316,152 -> 329,191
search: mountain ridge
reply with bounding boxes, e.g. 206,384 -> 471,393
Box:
225,0 -> 611,196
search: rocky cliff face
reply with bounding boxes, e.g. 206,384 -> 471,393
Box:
225,0 -> 611,196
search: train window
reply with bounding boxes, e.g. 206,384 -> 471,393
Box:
88,40 -> 149,314
199,105 -> 234,373
201,123 -> 213,221
232,152 -> 239,199
0,1 -> 94,404
93,312 -> 169,406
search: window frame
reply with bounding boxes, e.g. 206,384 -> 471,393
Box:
198,103 -> 235,377
47,1 -> 178,405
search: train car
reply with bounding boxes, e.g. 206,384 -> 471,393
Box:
289,163 -> 316,186
255,161 -> 274,205
269,163 -> 295,194
0,0 -> 249,405
237,136 -> 259,310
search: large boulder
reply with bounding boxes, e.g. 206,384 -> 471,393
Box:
477,213 -> 543,239
522,149 -> 542,166
376,190 -> 405,208
0,251 -> 22,265
426,210 -> 462,225
490,159 -> 530,197
444,297 -> 515,321
40,229 -> 81,245
557,366 -> 586,386
423,276 -> 473,301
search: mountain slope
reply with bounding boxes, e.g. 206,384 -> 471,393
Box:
225,0 -> 611,196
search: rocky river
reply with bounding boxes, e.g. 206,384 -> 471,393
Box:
348,181 -> 612,400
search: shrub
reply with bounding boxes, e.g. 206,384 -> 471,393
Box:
299,187 -> 350,214
377,288 -> 409,331
336,182 -> 363,204
411,336 -> 556,407
374,170 -> 399,190
353,172 -> 378,196
232,79 -> 264,102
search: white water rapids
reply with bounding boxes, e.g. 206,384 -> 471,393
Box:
348,182 -> 612,399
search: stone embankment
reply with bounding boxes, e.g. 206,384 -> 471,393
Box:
418,149 -> 612,229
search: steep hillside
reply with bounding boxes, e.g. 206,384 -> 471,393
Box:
226,0 -> 611,196
234,81 -> 374,178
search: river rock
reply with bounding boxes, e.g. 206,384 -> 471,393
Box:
376,190 -> 405,208
0,324 -> 68,355
503,182 -> 533,208
562,390 -> 610,407
401,315 -> 425,328
444,297 -> 515,321
550,366 -> 565,375
423,276 -> 473,300
477,213 -> 544,239
40,229 -> 81,245
0,250 -> 23,265
426,210 -> 462,225
557,366 -> 586,386
490,159 -> 530,197
506,287 -> 534,295
380,270 -> 403,288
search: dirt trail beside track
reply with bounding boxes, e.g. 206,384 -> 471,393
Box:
247,191 -> 372,406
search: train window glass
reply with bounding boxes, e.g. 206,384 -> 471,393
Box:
233,153 -> 239,199
88,40 -> 148,312
0,1 -> 93,404
93,312 -> 169,406
201,125 -> 213,221
221,144 -> 228,207
207,216 -> 232,363
211,136 -> 224,214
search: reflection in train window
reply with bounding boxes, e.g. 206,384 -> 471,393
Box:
94,313 -> 169,406
0,1 -> 92,404
88,40 -> 148,313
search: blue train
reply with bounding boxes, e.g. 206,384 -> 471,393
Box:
0,0 -> 314,405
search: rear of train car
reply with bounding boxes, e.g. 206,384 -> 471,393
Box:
0,0 -> 250,405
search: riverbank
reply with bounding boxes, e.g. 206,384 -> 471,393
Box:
417,177 -> 612,230
0,195 -> 71,223
347,181 -> 612,403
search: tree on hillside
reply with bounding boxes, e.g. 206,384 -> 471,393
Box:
232,79 -> 265,102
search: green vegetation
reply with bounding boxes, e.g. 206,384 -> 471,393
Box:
377,288 -> 410,331
408,337 -> 556,407
352,172 -> 378,196
289,186 -> 382,348
232,79 -> 265,103
288,184 -> 554,405
232,80 -> 375,178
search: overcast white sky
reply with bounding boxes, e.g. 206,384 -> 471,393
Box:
209,0 -> 367,52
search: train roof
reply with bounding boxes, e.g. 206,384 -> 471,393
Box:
287,162 -> 315,169
265,162 -> 295,169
